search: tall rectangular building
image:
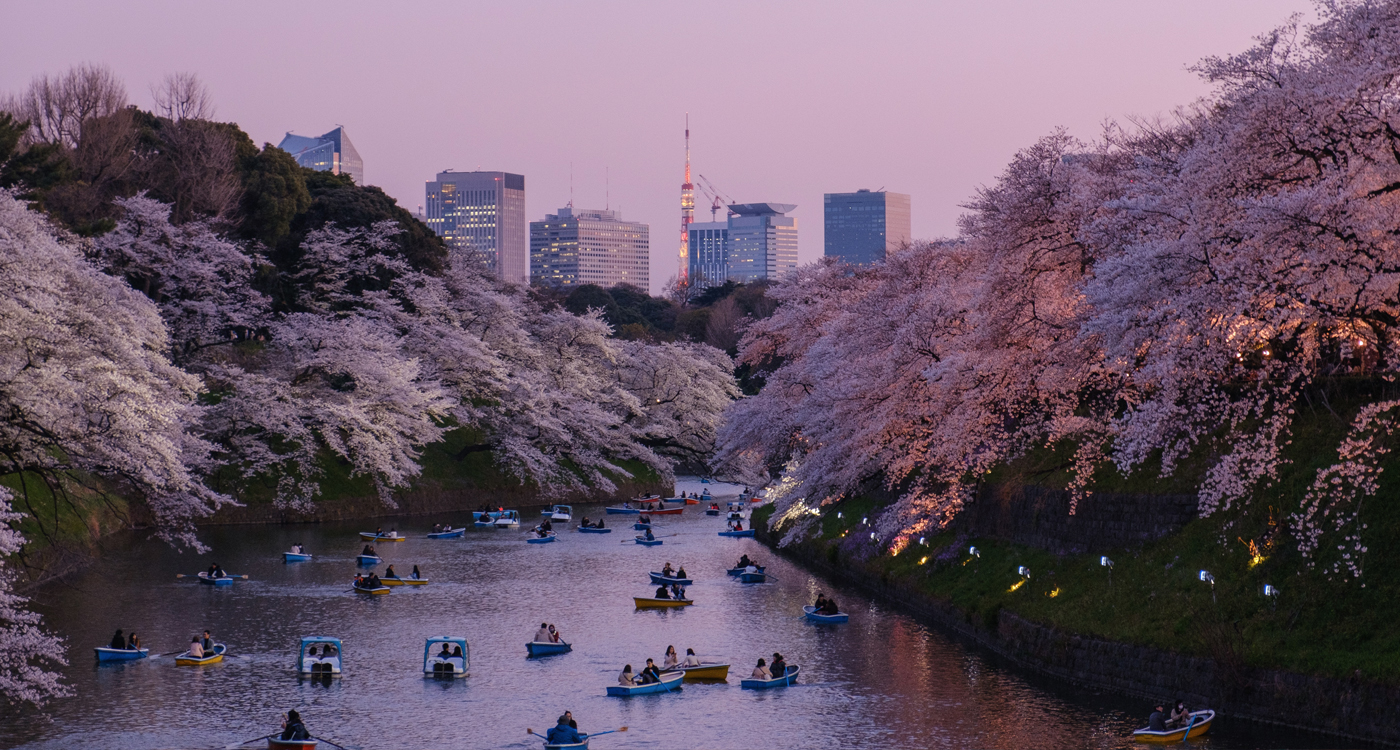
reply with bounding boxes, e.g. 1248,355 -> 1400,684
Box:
726,203 -> 798,283
687,220 -> 728,287
530,207 -> 649,289
278,126 -> 364,185
425,170 -> 528,284
823,189 -> 911,265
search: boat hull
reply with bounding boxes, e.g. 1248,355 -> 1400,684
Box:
739,572 -> 767,583
632,522 -> 651,531
665,663 -> 730,680
634,538 -> 663,546
803,605 -> 849,623
94,647 -> 149,662
634,597 -> 692,608
526,641 -> 573,656
741,665 -> 799,689
353,585 -> 390,595
604,507 -> 641,515
268,739 -> 318,750
426,529 -> 464,539
527,533 -> 558,544
718,529 -> 755,537
197,572 -> 236,586
175,644 -> 226,666
606,671 -> 684,696
705,509 -> 720,516
649,573 -> 693,586
684,498 -> 699,504
577,526 -> 612,534
359,533 -> 405,542
381,577 -> 429,586
728,566 -> 764,577
283,552 -> 312,562
355,555 -> 381,566
1133,711 -> 1215,743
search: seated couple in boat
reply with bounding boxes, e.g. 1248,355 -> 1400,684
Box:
361,544 -> 378,556
660,562 -> 687,579
653,584 -> 686,600
288,544 -> 306,555
434,642 -> 465,660
383,564 -> 421,580
1147,701 -> 1193,730
306,643 -> 339,659
661,645 -> 701,669
751,653 -> 787,679
533,519 -> 553,537
108,629 -> 140,650
533,623 -> 564,644
354,573 -> 383,588
729,519 -> 745,531
736,554 -> 758,569
206,563 -> 227,578
280,710 -> 311,742
578,517 -> 606,528
813,593 -> 840,615
372,526 -> 398,538
618,658 -> 664,685
641,528 -> 656,541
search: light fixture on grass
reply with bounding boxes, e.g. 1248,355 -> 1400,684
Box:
1200,570 -> 1216,603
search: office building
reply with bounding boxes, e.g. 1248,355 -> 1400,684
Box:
726,203 -> 798,283
823,189 -> 911,265
687,220 -> 728,287
425,170 -> 528,284
277,127 -> 363,185
531,207 -> 649,289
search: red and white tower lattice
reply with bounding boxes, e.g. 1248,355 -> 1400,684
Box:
679,114 -> 694,283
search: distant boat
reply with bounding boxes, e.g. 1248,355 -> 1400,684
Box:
633,522 -> 652,531
493,510 -> 521,528
542,504 -> 572,521
297,636 -> 342,676
634,536 -> 663,546
604,506 -> 642,515
267,738 -> 318,750
577,525 -> 612,534
426,528 -> 465,539
380,575 -> 429,586
356,554 -> 381,566
283,551 -> 313,562
175,643 -> 226,666
649,572 -> 693,586
607,669 -> 683,696
359,531 -> 405,542
197,572 -> 239,586
353,582 -> 390,595
633,597 -> 692,609
527,532 -> 558,544
741,665 -> 799,689
526,640 -> 572,657
739,569 -> 767,584
423,636 -> 469,678
803,605 -> 849,624
700,478 -> 711,484
718,529 -> 754,538
94,646 -> 149,662
1132,710 -> 1215,743
663,662 -> 730,680
727,565 -> 763,577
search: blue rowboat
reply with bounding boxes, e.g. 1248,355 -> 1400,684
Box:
741,665 -> 799,689
607,669 -> 683,696
578,526 -> 612,534
473,518 -> 495,527
283,551 -> 312,562
718,529 -> 755,537
526,640 -> 573,656
649,572 -> 693,586
803,605 -> 850,623
700,478 -> 711,484
633,522 -> 652,531
705,509 -> 721,516
426,528 -> 465,539
727,566 -> 762,577
605,506 -> 642,515
356,554 -> 382,566
739,570 -> 767,583
197,572 -> 238,586
634,537 -> 663,546
94,646 -> 149,662
527,532 -> 558,544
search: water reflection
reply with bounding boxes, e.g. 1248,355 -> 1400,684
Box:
1,483 -> 1359,750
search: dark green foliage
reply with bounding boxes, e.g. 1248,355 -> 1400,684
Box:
560,283 -> 682,341
235,142 -> 310,248
0,113 -> 72,202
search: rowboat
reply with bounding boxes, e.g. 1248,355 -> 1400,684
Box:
494,510 -> 521,528
607,669 -> 683,696
634,597 -> 693,609
426,527 -> 465,539
604,506 -> 642,515
1133,710 -> 1215,743
541,739 -> 586,750
424,636 -> 470,678
648,506 -> 683,515
727,566 -> 763,576
175,643 -> 225,666
526,640 -> 573,656
803,605 -> 849,623
94,646 -> 149,662
718,529 -> 754,537
635,536 -> 663,546
649,572 -> 693,585
739,570 -> 767,583
298,636 -> 342,676
267,738 -> 318,749
684,497 -> 700,505
356,554 -> 381,566
527,532 -> 558,544
197,572 -> 238,586
664,662 -> 730,680
359,532 -> 405,542
632,522 -> 652,531
283,551 -> 313,562
705,508 -> 720,516
577,525 -> 612,534
381,576 -> 429,586
741,665 -> 799,689
543,504 -> 573,521
700,478 -> 711,484
353,583 -> 390,595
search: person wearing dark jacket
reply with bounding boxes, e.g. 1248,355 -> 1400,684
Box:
770,653 -> 787,679
1147,705 -> 1167,732
654,585 -> 671,599
639,658 -> 662,684
546,716 -> 584,745
109,630 -> 125,650
280,710 -> 311,740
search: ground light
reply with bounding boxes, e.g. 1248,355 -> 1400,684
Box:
1101,556 -> 1113,589
1264,584 -> 1279,611
1009,566 -> 1030,593
1200,570 -> 1216,603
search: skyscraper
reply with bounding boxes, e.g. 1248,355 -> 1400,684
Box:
531,207 -> 649,289
687,220 -> 728,287
277,127 -> 364,185
823,189 -> 911,265
425,170 -> 528,284
726,203 -> 798,283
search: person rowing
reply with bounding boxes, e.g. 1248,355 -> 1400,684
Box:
207,562 -> 226,579
1147,704 -> 1167,732
770,652 -> 787,678
820,596 -> 840,615
384,564 -> 398,579
579,516 -> 592,528
126,632 -> 140,650
548,624 -> 562,643
643,528 -> 655,541
547,715 -> 585,746
109,629 -> 126,650
280,710 -> 311,742
201,630 -> 214,653
639,658 -> 661,684
366,572 -> 382,588
654,585 -> 671,599
737,554 -> 753,569
730,519 -> 744,531
661,562 -> 675,578
535,623 -> 552,643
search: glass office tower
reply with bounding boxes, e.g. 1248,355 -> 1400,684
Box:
277,127 -> 364,185
530,207 -> 649,289
687,220 -> 728,288
726,203 -> 798,283
425,170 -> 528,284
823,189 -> 911,265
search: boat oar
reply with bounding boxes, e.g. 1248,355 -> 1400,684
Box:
589,727 -> 629,737
176,574 -> 249,580
223,733 -> 272,749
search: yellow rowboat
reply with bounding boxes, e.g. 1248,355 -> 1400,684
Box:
634,597 -> 693,609
354,584 -> 390,595
175,644 -> 226,666
666,662 -> 729,680
1133,710 -> 1214,743
381,577 -> 429,586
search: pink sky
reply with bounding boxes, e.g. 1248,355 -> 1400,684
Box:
2,0 -> 1314,292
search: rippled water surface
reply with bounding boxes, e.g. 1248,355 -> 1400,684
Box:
3,481 -> 1359,750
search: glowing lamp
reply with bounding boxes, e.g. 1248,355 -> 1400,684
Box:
969,546 -> 980,557
918,537 -> 926,545
1264,584 -> 1279,597
1199,570 -> 1214,583
836,512 -> 842,519
1100,556 -> 1113,568
1017,566 -> 1030,578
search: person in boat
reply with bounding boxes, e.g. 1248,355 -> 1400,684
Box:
188,636 -> 204,658
542,518 -> 553,532
644,528 -> 655,541
639,658 -> 662,684
548,624 -> 561,643
770,652 -> 787,678
1147,705 -> 1167,732
677,565 -> 688,579
547,715 -> 584,746
683,648 -> 702,667
670,584 -> 684,600
622,501 -> 632,510
366,573 -> 382,588
432,523 -> 440,533
820,597 -> 840,615
322,642 -> 337,657
751,658 -> 771,680
618,664 -> 636,685
411,565 -> 422,579
361,544 -> 376,556
384,564 -> 397,579
639,513 -> 651,524
731,520 -> 744,531
579,516 -> 590,528
353,574 -> 365,588
438,642 -> 453,660
595,518 -> 604,529
127,632 -> 140,650
202,630 -> 214,653
737,554 -> 753,568
654,585 -> 671,599
375,527 -> 384,537
663,645 -> 679,669
657,498 -> 665,509
814,593 -> 828,611
1168,700 -> 1190,728
563,711 -> 577,730
535,623 -> 551,643
662,562 -> 675,578
109,629 -> 126,650
280,710 -> 311,741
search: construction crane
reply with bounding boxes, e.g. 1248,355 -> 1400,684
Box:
696,174 -> 735,222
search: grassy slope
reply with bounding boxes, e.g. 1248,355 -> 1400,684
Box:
765,385 -> 1400,682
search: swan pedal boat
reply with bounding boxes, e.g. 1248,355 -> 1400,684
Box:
577,525 -> 612,533
634,596 -> 693,608
267,739 -> 318,750
1132,710 -> 1215,743
359,532 -> 405,541
634,536 -> 663,546
197,572 -> 238,586
283,551 -> 313,562
528,532 -> 558,544
175,643 -> 226,666
94,646 -> 149,662
426,528 -> 465,539
663,662 -> 730,680
718,529 -> 755,537
356,554 -> 381,566
353,583 -> 390,595
741,665 -> 799,689
526,640 -> 573,656
803,605 -> 850,623
381,576 -> 429,586
649,572 -> 693,585
607,669 -> 684,696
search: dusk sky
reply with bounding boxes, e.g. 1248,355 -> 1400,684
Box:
2,0 -> 1314,292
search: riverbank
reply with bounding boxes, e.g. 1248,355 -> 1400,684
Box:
755,503 -> 1400,746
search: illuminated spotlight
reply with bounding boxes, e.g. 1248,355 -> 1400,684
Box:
1048,586 -> 1061,598
862,517 -> 868,525
919,537 -> 926,545
1200,570 -> 1216,603
969,546 -> 980,558
836,512 -> 842,519
1018,566 -> 1030,579
1264,584 -> 1279,597
1100,556 -> 1113,568
869,532 -> 877,540
918,556 -> 929,565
